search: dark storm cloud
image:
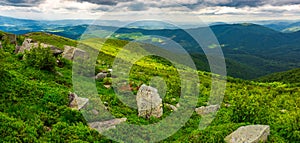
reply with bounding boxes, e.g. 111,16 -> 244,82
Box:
77,0 -> 133,6
127,2 -> 149,11
0,0 -> 45,7
170,0 -> 300,10
210,0 -> 300,7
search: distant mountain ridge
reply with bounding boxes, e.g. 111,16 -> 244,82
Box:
0,15 -> 299,79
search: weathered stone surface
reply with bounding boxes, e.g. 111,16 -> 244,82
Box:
165,103 -> 178,111
88,118 -> 127,133
62,46 -> 75,60
16,38 -> 62,55
225,125 -> 270,143
73,48 -> 86,59
195,105 -> 220,115
69,93 -> 89,110
136,84 -> 163,118
104,85 -> 111,89
62,46 -> 87,60
95,72 -> 108,79
0,41 -> 2,49
17,38 -> 32,53
49,46 -> 63,56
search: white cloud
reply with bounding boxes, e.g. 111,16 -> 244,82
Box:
0,0 -> 300,23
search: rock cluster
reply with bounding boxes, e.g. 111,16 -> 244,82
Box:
68,92 -> 89,110
15,38 -> 63,56
225,125 -> 270,143
136,84 -> 163,118
195,105 -> 220,115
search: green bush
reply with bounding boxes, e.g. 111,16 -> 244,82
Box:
25,46 -> 57,71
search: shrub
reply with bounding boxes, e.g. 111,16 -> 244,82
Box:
24,46 -> 57,71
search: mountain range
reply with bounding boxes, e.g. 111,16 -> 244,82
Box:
0,15 -> 299,79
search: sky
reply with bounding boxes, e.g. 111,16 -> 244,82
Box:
0,0 -> 300,23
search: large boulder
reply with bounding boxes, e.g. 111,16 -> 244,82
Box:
136,84 -> 163,118
225,125 -> 270,143
195,105 -> 220,115
73,48 -> 86,59
17,38 -> 33,53
68,92 -> 89,110
62,45 -> 87,60
88,118 -> 127,133
62,46 -> 75,60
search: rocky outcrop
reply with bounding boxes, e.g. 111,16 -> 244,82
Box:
0,41 -> 2,49
62,45 -> 87,60
62,46 -> 75,60
88,118 -> 127,133
195,105 -> 220,115
225,125 -> 270,143
16,38 -> 63,55
69,92 -> 89,110
136,84 -> 163,118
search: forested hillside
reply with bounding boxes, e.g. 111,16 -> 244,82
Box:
257,68 -> 300,85
1,15 -> 300,79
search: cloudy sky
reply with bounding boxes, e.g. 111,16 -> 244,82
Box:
0,0 -> 300,23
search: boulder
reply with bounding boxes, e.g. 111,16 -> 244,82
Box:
165,103 -> 178,111
69,92 -> 89,110
17,38 -> 33,53
49,46 -> 63,56
0,41 -> 2,49
225,125 -> 270,143
88,118 -> 127,133
62,45 -> 87,60
73,48 -> 86,59
136,84 -> 163,118
95,72 -> 108,79
62,46 -> 75,60
195,105 -> 220,115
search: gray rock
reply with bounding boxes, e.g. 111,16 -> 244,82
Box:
88,118 -> 127,133
17,38 -> 62,55
195,105 -> 220,115
18,38 -> 33,53
62,46 -> 87,60
225,125 -> 270,143
49,46 -> 63,56
0,41 -> 2,49
62,46 -> 75,60
136,84 -> 163,118
69,93 -> 89,110
73,48 -> 86,59
165,103 -> 178,111
95,72 -> 108,79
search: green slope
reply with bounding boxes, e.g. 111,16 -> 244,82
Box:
0,35 -> 299,142
24,32 -> 78,49
257,68 -> 300,85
